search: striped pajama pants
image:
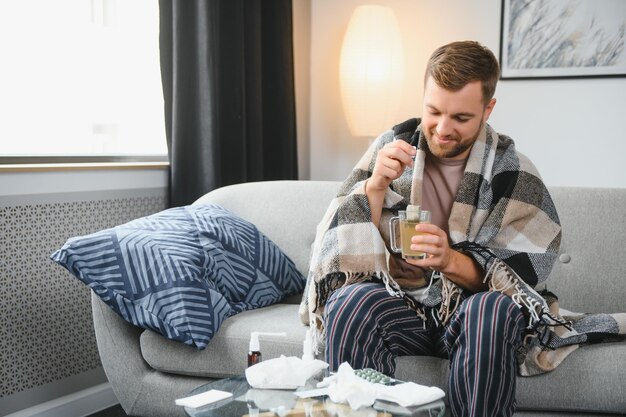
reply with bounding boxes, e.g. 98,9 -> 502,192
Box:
324,282 -> 527,417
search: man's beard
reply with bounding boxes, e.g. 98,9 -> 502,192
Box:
424,121 -> 484,159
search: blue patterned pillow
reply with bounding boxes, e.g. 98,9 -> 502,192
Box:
51,204 -> 305,349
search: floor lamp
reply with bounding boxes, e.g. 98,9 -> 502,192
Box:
339,5 -> 405,142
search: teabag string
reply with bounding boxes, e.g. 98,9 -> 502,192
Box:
409,145 -> 426,207
391,116 -> 424,207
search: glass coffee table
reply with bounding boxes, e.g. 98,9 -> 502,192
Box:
183,374 -> 448,417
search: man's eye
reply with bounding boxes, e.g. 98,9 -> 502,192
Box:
455,116 -> 470,122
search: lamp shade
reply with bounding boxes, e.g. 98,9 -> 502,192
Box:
339,5 -> 405,138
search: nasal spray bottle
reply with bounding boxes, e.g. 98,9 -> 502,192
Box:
302,328 -> 315,362
248,332 -> 287,367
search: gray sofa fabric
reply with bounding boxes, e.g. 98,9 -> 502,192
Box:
139,304 -> 307,377
92,180 -> 626,416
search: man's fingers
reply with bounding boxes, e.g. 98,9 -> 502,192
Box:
414,223 -> 441,235
381,144 -> 415,167
370,141 -> 417,189
391,138 -> 418,154
380,157 -> 404,177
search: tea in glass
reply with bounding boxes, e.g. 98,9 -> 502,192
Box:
389,207 -> 432,260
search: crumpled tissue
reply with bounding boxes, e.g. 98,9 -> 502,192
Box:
319,362 -> 445,410
245,355 -> 329,389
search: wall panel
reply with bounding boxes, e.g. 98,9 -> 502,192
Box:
0,188 -> 166,415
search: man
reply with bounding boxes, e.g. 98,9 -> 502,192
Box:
301,41 -> 562,417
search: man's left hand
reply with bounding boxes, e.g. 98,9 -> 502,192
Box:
406,223 -> 487,292
406,223 -> 451,271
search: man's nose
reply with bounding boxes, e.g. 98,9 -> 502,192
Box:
436,117 -> 453,137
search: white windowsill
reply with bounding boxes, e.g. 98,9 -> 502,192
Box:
0,163 -> 169,197
0,161 -> 169,173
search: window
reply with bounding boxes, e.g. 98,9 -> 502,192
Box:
0,0 -> 167,161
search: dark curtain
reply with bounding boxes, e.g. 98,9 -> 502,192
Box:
159,0 -> 298,207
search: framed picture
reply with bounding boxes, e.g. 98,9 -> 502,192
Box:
499,0 -> 626,79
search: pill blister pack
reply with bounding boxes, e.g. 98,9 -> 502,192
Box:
354,368 -> 392,385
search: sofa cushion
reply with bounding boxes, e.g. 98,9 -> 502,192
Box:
141,300 -> 626,414
515,342 -> 626,414
396,341 -> 626,414
53,204 -> 306,350
140,303 -> 307,377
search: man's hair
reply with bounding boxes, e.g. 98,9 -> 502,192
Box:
425,41 -> 500,105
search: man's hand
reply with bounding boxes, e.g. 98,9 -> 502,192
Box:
365,141 -> 416,226
406,223 -> 487,292
368,140 -> 416,192
408,223 -> 451,270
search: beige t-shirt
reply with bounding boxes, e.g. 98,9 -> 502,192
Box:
421,152 -> 467,234
382,152 -> 467,287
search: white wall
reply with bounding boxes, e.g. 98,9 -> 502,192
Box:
0,168 -> 168,197
306,0 -> 626,188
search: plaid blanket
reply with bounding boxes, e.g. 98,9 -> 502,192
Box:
299,118 -> 626,376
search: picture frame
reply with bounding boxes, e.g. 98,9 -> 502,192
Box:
499,0 -> 626,79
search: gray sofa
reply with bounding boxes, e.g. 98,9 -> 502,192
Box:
92,180 -> 626,416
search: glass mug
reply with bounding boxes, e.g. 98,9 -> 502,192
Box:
389,208 -> 432,260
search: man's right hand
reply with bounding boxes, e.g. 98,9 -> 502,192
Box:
365,140 -> 416,226
368,140 -> 417,191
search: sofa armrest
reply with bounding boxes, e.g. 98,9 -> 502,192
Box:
92,292 -> 217,416
91,292 -> 150,413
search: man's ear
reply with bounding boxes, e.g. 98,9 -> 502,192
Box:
483,98 -> 496,123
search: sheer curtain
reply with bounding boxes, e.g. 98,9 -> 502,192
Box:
159,0 -> 298,207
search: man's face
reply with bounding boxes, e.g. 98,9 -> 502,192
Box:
422,76 -> 496,160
